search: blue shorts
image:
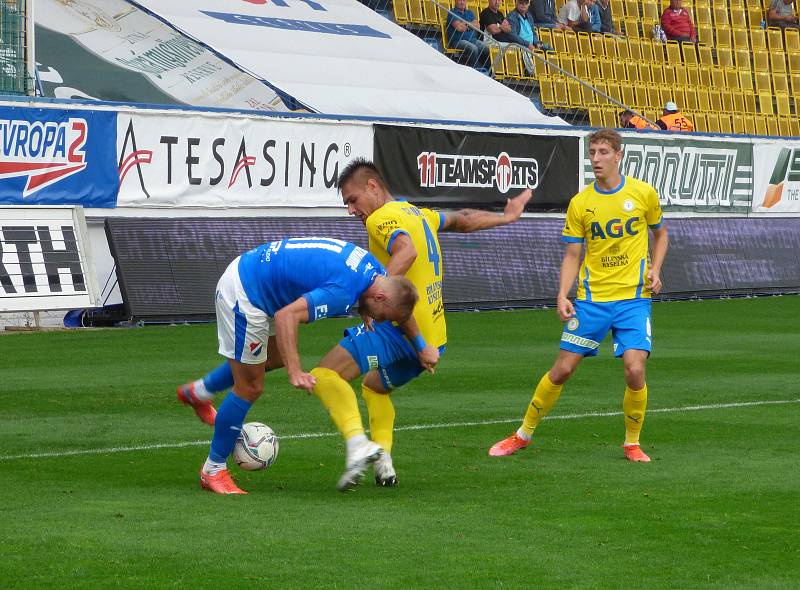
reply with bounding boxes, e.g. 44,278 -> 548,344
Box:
560,299 -> 652,358
339,321 -> 446,391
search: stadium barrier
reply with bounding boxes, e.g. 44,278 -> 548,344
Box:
105,216 -> 800,323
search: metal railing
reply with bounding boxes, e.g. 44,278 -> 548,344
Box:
1,0 -> 34,95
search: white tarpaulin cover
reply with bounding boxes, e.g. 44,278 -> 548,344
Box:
125,0 -> 563,125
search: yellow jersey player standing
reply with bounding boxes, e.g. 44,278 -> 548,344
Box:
489,128 -> 669,462
312,158 -> 532,487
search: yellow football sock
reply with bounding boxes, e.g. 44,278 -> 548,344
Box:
623,384 -> 648,445
361,384 -> 395,453
520,372 -> 564,437
310,368 -> 365,440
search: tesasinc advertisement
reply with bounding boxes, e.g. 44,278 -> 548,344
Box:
583,135 -> 753,213
0,105 -> 118,207
374,125 -> 579,210
116,112 -> 373,207
752,143 -> 800,213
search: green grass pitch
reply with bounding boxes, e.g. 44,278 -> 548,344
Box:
1,296 -> 798,589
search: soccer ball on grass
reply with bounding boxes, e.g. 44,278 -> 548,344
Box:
232,422 -> 279,471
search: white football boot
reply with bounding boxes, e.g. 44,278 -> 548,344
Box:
337,440 -> 383,492
374,452 -> 398,487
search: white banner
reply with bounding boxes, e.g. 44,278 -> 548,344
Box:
752,141 -> 800,213
126,0 -> 563,125
0,206 -> 99,312
36,0 -> 288,111
116,111 -> 373,207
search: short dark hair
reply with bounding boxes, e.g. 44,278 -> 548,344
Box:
337,158 -> 388,193
587,128 -> 623,152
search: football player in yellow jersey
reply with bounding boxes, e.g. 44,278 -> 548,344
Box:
311,158 -> 532,486
489,129 -> 669,462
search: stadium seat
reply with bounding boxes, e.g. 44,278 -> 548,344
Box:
750,28 -> 767,51
743,113 -> 757,135
771,52 -> 787,74
732,27 -> 750,51
735,48 -> 752,71
774,72 -> 789,93
766,116 -> 780,136
706,112 -> 720,133
747,7 -> 763,28
775,93 -> 791,116
393,0 -> 410,24
757,91 -> 774,114
754,114 -> 768,135
697,24 -> 714,47
716,47 -> 734,68
753,49 -> 770,72
718,114 -> 734,134
767,27 -> 784,52
778,117 -> 792,137
713,5 -> 729,28
790,118 -> 800,137
666,41 -> 682,64
733,114 -> 747,134
785,28 -> 800,53
716,27 -> 732,49
730,7 -> 747,28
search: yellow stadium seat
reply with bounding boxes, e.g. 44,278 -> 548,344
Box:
682,43 -> 698,64
750,28 -> 766,50
642,0 -> 659,21
613,58 -> 626,81
634,83 -> 649,108
732,91 -> 745,113
758,91 -> 774,114
697,88 -> 711,111
684,86 -> 699,111
693,112 -> 708,133
408,0 -> 425,23
567,77 -> 582,108
731,7 -> 747,28
724,67 -> 740,90
695,5 -> 711,25
423,0 -> 441,24
603,107 -> 619,128
651,63 -> 665,84
675,65 -> 689,85
577,32 -> 592,55
565,30 -> 579,54
539,76 -> 555,107
733,114 -> 747,134
755,70 -> 772,92
555,76 -> 570,107
721,89 -> 735,112
559,54 -> 575,75
767,27 -> 784,52
774,73 -> 789,93
709,89 -> 722,111
625,60 -> 639,82
790,118 -> 800,137
490,46 -> 506,78
505,47 -> 522,79
716,27 -> 732,49
698,44 -> 714,66
711,66 -> 726,88
786,28 -> 800,53
589,107 -> 605,128
716,47 -> 734,68
771,52 -> 787,74
775,93 -> 791,116
735,48 -> 752,71
739,69 -> 754,91
790,72 -> 800,94
663,64 -> 676,85
591,33 -> 606,56
697,24 -> 714,47
732,27 -> 750,50
754,114 -> 768,135
788,53 -> 800,73
607,80 -> 622,103
641,38 -> 657,62
713,6 -> 729,27
604,35 -> 620,59
587,57 -> 601,81
666,41 -> 682,64
706,113 -> 720,133
574,54 -> 589,79
624,16 -> 640,38
767,116 -> 780,136
621,84 -> 635,108
743,114 -> 757,135
747,7 -> 763,28
778,117 -> 792,137
552,29 -> 566,53
744,91 -> 758,113
625,0 -> 640,19
393,0 -> 410,24
687,64 -> 701,86
753,50 -> 770,72
718,114 -> 734,134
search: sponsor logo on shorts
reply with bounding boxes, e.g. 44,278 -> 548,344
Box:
566,317 -> 579,331
249,341 -> 264,356
561,332 -> 600,349
315,304 -> 328,319
367,355 -> 379,370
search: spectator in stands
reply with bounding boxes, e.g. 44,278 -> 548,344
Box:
480,0 -> 515,43
558,0 -> 593,33
620,110 -> 659,130
587,0 -> 603,32
767,0 -> 800,28
530,0 -> 561,29
595,0 -> 623,35
447,0 -> 491,69
657,101 -> 695,132
507,0 -> 553,52
660,0 -> 696,42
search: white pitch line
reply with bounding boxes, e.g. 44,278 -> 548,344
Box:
1,398 -> 798,462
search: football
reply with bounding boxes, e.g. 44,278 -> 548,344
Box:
232,422 -> 279,471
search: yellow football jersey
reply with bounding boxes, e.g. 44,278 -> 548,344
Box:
366,200 -> 447,348
562,176 -> 664,302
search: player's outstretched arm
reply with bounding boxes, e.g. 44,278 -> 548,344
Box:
441,188 -> 532,233
647,225 -> 669,295
274,298 -> 316,391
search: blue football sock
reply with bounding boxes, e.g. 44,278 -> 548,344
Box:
203,362 -> 234,393
208,392 -> 252,463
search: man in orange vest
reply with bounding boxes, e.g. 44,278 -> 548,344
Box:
656,101 -> 694,132
620,110 -> 659,130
